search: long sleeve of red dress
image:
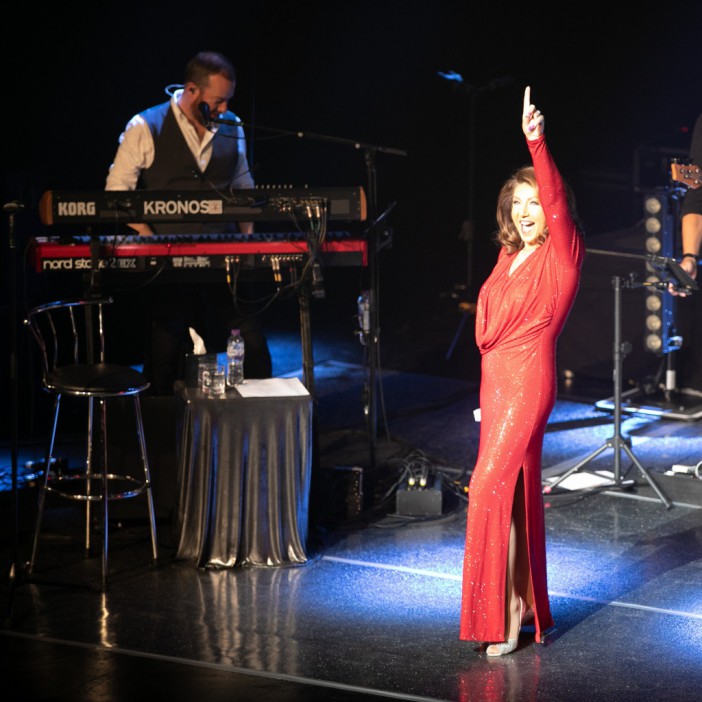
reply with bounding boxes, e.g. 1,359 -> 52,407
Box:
459,134 -> 585,644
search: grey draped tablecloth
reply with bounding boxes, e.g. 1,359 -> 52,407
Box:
172,380 -> 312,568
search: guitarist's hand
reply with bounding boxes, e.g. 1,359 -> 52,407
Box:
668,252 -> 698,297
522,86 -> 544,141
679,256 -> 698,280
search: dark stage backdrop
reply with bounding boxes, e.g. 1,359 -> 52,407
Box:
2,1 -> 702,436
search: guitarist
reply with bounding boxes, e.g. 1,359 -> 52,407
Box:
674,112 -> 702,294
669,111 -> 702,395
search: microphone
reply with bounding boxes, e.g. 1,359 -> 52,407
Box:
198,102 -> 211,126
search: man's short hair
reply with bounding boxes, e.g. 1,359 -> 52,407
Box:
184,51 -> 236,88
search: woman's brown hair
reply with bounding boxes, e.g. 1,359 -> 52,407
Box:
494,165 -> 581,254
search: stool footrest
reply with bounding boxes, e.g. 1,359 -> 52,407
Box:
46,473 -> 150,501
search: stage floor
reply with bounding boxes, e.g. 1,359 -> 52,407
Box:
2,354 -> 702,701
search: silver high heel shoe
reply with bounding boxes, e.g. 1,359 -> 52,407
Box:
486,637 -> 519,657
486,598 -> 526,656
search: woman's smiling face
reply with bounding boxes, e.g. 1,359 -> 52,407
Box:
511,182 -> 545,247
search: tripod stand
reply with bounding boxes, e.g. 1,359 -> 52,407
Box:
545,274 -> 672,509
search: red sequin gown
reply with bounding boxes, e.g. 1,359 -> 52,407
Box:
459,134 -> 584,644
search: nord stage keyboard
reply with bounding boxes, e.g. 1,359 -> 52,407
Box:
29,231 -> 368,273
39,186 -> 367,225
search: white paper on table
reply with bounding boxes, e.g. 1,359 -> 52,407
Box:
235,377 -> 310,398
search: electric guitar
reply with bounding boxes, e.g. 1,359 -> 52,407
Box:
671,161 -> 701,189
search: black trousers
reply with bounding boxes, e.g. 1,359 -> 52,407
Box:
675,293 -> 702,391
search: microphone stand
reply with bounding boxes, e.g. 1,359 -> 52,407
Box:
209,115 -> 408,158
363,147 -> 380,473
3,200 -> 24,624
213,116 -> 407,479
437,74 -> 513,360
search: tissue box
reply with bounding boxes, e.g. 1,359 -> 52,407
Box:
185,353 -> 218,388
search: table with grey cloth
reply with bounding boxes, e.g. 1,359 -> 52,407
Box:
172,380 -> 313,568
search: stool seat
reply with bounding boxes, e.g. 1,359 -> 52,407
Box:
47,363 -> 150,396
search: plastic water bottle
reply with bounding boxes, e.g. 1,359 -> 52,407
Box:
357,291 -> 370,345
226,329 -> 245,386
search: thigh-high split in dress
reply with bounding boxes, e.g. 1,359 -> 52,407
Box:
460,134 -> 584,644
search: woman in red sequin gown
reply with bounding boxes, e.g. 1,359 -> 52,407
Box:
460,87 -> 585,656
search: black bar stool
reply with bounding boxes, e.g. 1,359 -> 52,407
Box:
24,297 -> 158,589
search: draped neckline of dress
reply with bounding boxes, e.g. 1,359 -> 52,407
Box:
508,244 -> 541,277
